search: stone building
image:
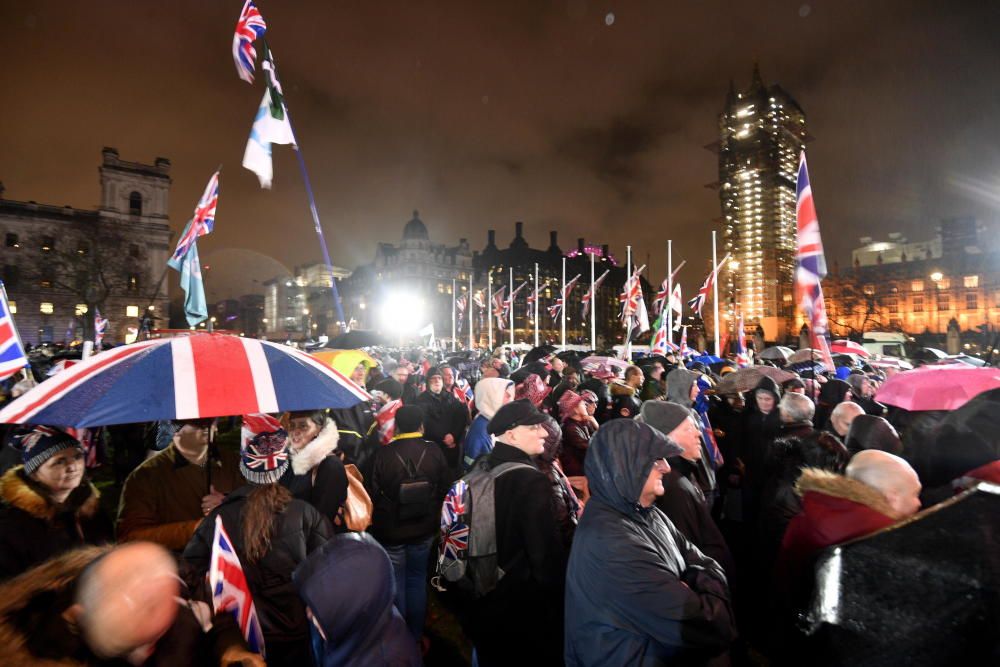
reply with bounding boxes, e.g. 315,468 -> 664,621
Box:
262,262 -> 350,339
0,148 -> 172,345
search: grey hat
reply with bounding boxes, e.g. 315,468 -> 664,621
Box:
638,401 -> 696,443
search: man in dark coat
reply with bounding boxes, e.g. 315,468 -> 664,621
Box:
413,367 -> 469,473
640,402 -> 735,576
565,419 -> 736,666
464,400 -> 566,667
328,395 -> 375,468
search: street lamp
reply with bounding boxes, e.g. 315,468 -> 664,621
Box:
930,272 -> 943,336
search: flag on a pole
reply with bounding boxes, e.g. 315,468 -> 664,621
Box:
582,269 -> 609,319
171,170 -> 219,264
209,515 -> 265,656
172,242 -> 208,327
794,151 -> 835,370
0,281 -> 28,381
503,281 -> 529,319
688,254 -> 730,317
669,283 -> 683,328
736,314 -> 749,367
243,45 -> 296,189
491,286 -> 507,331
653,260 -> 686,314
232,0 -> 267,84
548,274 -> 581,320
679,325 -> 692,357
94,309 -> 108,348
651,314 -> 669,355
455,294 -> 468,333
619,265 -> 646,326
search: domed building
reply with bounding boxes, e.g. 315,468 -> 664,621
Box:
341,210 -> 472,335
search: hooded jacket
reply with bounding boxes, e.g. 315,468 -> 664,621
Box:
0,466 -> 113,580
463,378 -> 513,470
844,415 -> 903,456
293,533 -> 421,667
328,401 -> 375,469
565,420 -> 736,667
813,379 -> 851,430
666,368 -> 699,407
742,377 -> 783,492
281,419 -> 349,528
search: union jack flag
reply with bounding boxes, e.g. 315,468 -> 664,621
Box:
442,523 -> 470,561
210,516 -> 266,656
795,151 -> 835,370
376,398 -> 403,444
581,269 -> 609,319
492,286 -> 507,331
618,265 -> 646,325
678,325 -> 693,357
170,171 -> 220,265
94,309 -> 108,348
240,413 -> 288,471
472,290 -> 486,310
441,480 -> 468,525
736,314 -> 749,367
650,315 -> 669,355
503,281 -> 529,320
232,0 -> 267,84
652,260 -> 686,315
688,254 -> 730,317
0,281 -> 28,381
549,274 -> 581,320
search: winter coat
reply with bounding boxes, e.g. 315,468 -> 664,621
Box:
463,379 -> 513,470
413,389 -> 469,471
0,546 -> 247,667
577,378 -> 613,423
812,379 -> 851,430
0,467 -> 114,580
654,456 -> 735,577
182,485 -> 331,658
366,433 -> 451,545
281,419 -> 349,530
117,443 -> 242,551
328,401 -> 375,470
464,442 -> 566,666
741,377 -> 783,504
640,376 -> 666,401
559,418 -> 596,477
294,533 -> 422,667
565,420 -> 736,667
611,381 -> 642,418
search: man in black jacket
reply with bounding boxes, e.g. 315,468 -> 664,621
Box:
413,367 -> 469,475
465,400 -> 566,667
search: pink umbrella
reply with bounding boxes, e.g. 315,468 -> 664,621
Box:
831,340 -> 870,357
875,366 -> 1000,412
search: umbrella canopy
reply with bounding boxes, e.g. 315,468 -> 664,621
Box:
325,330 -> 385,349
522,345 -> 558,365
714,366 -> 795,395
759,346 -> 793,362
831,339 -> 870,357
785,360 -> 827,376
580,356 -> 630,371
0,333 -> 370,428
691,354 -> 723,365
868,356 -> 913,371
635,354 -> 670,369
788,348 -> 824,364
310,349 -> 378,377
875,365 -> 1000,412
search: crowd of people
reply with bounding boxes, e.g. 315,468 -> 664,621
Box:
0,342 -> 996,666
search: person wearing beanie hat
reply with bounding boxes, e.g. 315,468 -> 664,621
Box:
182,414 -> 332,666
0,427 -> 113,579
366,403 -> 451,642
558,390 -> 598,478
414,363 -> 469,476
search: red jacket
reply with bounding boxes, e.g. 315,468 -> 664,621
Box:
776,468 -> 899,610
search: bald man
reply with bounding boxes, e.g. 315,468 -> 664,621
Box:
828,401 -> 865,439
0,542 -> 262,666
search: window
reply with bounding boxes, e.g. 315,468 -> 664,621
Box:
39,267 -> 54,289
885,298 -> 899,314
126,305 -> 139,317
4,233 -> 18,248
2,265 -> 18,288
41,236 -> 55,252
40,302 -> 54,314
913,296 -> 924,313
964,275 -> 979,288
129,191 -> 142,216
8,301 -> 15,314
939,295 -> 950,311
966,293 -> 978,310
912,279 -> 925,292
936,278 -> 950,290
126,273 -> 140,292
75,304 -> 88,316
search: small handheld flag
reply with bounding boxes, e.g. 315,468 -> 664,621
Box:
232,0 -> 267,83
94,309 -> 108,348
0,281 -> 28,381
210,515 -> 266,656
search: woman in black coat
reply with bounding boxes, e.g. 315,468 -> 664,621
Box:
0,428 -> 113,580
283,410 -> 350,532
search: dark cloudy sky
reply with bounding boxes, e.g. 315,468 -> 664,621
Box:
2,1 -> 999,301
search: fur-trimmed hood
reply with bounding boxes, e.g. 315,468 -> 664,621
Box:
290,418 -> 340,475
0,466 -> 100,523
0,545 -> 110,666
795,467 -> 898,519
610,381 -> 637,398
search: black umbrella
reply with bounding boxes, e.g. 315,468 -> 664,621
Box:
522,345 -> 557,365
325,330 -> 386,349
511,360 -> 551,384
805,486 -> 1000,665
635,354 -> 670,369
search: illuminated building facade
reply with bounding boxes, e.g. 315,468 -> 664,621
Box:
713,65 -> 807,340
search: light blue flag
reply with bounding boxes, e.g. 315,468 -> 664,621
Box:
171,241 -> 207,327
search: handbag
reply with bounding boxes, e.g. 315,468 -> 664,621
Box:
340,463 -> 374,532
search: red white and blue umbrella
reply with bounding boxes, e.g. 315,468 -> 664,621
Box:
0,333 -> 370,428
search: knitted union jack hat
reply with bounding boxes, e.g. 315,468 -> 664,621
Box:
240,414 -> 290,485
15,426 -> 82,475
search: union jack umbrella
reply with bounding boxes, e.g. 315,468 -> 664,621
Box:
0,333 -> 370,428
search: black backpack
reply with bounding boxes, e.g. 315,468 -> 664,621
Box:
394,448 -> 433,521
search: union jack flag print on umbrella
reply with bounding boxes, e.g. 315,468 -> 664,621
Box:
795,151 -> 835,370
170,171 -> 220,265
232,0 -> 267,84
0,333 -> 370,428
210,515 -> 265,656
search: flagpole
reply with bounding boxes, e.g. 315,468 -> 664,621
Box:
712,230 -> 720,357
509,267 -> 514,347
590,251 -> 596,350
625,245 -> 633,357
468,273 -> 474,350
561,257 -> 567,349
451,279 -> 456,352
534,262 -> 539,347
488,271 -> 493,351
667,239 -> 673,347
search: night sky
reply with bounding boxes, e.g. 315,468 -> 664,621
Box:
3,1 -> 999,302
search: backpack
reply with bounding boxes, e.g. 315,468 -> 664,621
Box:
394,448 -> 432,521
432,457 -> 534,598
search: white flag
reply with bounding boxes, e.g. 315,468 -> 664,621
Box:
242,91 -> 296,188
670,284 -> 683,318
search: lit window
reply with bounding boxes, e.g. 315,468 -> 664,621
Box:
41,236 -> 55,252
966,293 -> 978,310
911,280 -> 924,292
913,296 -> 923,313
964,275 -> 979,288
8,301 -> 15,314
126,305 -> 139,317
40,302 -> 54,315
75,304 -> 88,316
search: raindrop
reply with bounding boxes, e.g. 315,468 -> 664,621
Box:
798,4 -> 811,17
605,12 -> 615,26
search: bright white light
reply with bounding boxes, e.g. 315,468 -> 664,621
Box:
380,292 -> 426,334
